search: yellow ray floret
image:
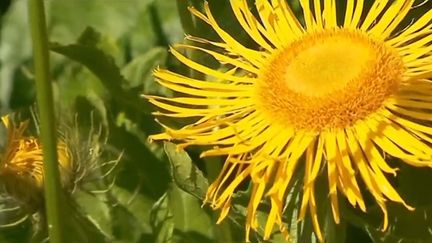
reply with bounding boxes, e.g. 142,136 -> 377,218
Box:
148,0 -> 432,241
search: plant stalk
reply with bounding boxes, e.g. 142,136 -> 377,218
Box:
28,0 -> 64,242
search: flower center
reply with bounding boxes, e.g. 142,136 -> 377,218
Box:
283,35 -> 374,96
256,29 -> 404,131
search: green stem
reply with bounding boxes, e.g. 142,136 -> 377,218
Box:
176,0 -> 195,35
28,0 -> 64,242
176,0 -> 206,80
149,3 -> 169,47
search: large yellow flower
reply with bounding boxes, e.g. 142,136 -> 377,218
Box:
148,0 -> 432,241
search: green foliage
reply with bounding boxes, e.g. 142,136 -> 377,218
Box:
164,142 -> 208,200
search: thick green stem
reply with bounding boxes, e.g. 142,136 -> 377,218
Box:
28,0 -> 64,242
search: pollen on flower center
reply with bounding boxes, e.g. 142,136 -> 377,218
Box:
256,29 -> 404,131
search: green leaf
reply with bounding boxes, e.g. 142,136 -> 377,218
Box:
50,27 -> 150,116
110,185 -> 155,236
50,27 -> 126,97
150,184 -> 214,243
110,205 -> 143,243
164,142 -> 209,200
162,144 -> 215,242
48,0 -> 153,45
167,184 -> 213,241
57,67 -> 109,126
150,193 -> 174,243
121,47 -> 169,95
61,194 -> 111,243
73,191 -> 112,239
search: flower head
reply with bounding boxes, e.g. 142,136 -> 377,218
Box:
148,0 -> 432,241
0,112 -> 119,228
0,115 -> 72,212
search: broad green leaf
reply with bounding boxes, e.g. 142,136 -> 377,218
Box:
110,205 -> 143,243
50,27 -> 150,115
29,193 -> 111,243
163,144 -> 215,242
164,142 -> 208,200
74,190 -> 112,239
151,185 -> 214,243
115,112 -> 165,161
121,47 -> 169,95
50,27 -> 126,97
167,184 -> 213,241
48,0 -> 153,45
57,66 -> 108,126
150,193 -> 174,243
111,185 -> 155,235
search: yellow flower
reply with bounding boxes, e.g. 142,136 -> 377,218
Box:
0,115 -> 72,212
148,0 -> 432,241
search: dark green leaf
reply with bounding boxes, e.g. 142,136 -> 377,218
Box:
121,47 -> 168,94
164,142 -> 209,200
168,184 -> 213,242
150,193 -> 174,243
